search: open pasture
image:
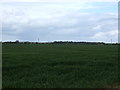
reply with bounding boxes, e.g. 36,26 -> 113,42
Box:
2,43 -> 118,88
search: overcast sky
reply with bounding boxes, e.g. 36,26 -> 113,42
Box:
1,0 -> 118,43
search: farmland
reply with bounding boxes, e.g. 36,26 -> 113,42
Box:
2,43 -> 119,88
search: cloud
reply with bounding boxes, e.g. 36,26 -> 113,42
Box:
51,28 -> 79,35
1,0 -> 119,3
91,30 -> 118,42
93,25 -> 101,30
1,2 -> 118,42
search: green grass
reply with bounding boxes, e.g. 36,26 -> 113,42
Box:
2,43 -> 119,88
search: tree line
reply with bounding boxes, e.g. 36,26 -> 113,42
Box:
2,40 -> 120,45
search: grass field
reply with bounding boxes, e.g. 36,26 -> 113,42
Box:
2,43 -> 119,88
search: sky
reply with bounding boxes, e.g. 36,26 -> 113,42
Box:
1,0 -> 119,43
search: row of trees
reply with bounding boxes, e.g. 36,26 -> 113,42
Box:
53,41 -> 105,45
2,40 -> 120,45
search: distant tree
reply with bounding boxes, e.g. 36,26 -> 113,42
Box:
15,40 -> 19,43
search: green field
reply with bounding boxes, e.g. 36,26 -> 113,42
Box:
2,43 -> 119,88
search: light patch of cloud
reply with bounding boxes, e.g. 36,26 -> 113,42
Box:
91,30 -> 118,42
93,25 -> 101,30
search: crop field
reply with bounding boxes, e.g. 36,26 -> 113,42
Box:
2,43 -> 119,88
